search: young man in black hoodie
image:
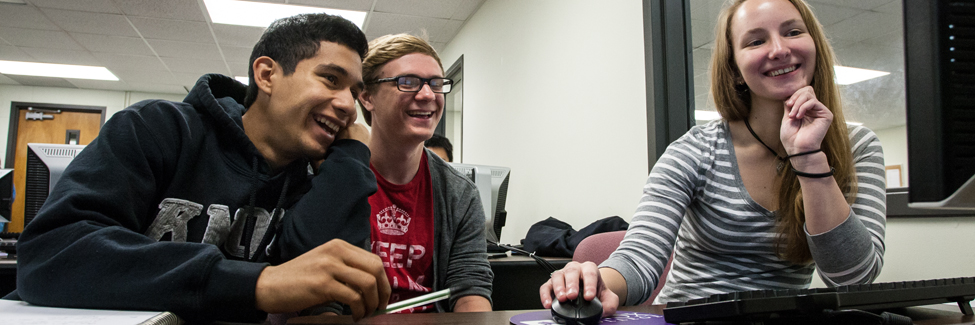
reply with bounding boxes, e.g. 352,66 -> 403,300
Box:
13,14 -> 390,323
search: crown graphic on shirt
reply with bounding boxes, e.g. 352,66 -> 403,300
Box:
376,206 -> 411,235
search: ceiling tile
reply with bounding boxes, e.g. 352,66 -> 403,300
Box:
0,44 -> 33,61
65,78 -> 126,90
29,0 -> 122,14
220,45 -> 252,63
806,2 -> 863,27
70,32 -> 153,56
4,74 -> 79,88
691,19 -> 715,48
374,0 -> 460,20
824,11 -> 899,43
40,8 -> 139,37
807,0 -> 894,10
114,0 -> 206,21
19,47 -> 102,65
287,0 -> 374,11
438,20 -> 464,44
0,27 -> 84,50
160,57 -> 229,74
148,39 -> 221,59
212,24 -> 265,47
227,62 -> 249,77
0,3 -> 60,30
118,82 -> 188,94
111,69 -> 178,85
449,0 -> 484,20
129,17 -> 213,43
92,52 -> 168,71
873,1 -> 903,14
365,12 -> 447,42
0,73 -> 20,85
171,72 -> 207,86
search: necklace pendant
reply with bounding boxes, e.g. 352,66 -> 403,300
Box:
776,161 -> 784,173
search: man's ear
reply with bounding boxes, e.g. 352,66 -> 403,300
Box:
252,56 -> 276,96
358,88 -> 376,113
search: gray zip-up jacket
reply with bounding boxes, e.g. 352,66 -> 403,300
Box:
425,148 -> 495,311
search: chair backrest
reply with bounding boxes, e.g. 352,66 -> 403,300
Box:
572,230 -> 672,305
572,230 -> 626,264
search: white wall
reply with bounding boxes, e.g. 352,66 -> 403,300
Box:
0,84 -> 185,158
874,125 -> 908,187
439,0 -> 650,245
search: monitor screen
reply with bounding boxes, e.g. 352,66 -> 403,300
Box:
24,143 -> 86,227
903,0 -> 975,209
0,169 -> 12,224
447,163 -> 510,243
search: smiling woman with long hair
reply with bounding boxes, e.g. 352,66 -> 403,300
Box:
539,0 -> 887,316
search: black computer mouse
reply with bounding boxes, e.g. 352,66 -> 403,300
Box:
551,294 -> 602,325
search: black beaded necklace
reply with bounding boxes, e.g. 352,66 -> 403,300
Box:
743,119 -> 785,172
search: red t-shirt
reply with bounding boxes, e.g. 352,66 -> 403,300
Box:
369,154 -> 436,313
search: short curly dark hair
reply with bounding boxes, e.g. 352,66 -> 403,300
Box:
424,134 -> 453,162
243,13 -> 368,108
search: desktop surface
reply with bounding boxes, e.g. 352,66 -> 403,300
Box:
287,304 -> 975,325
489,253 -> 572,311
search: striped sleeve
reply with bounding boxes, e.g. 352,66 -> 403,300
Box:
806,125 -> 887,286
600,127 -> 712,306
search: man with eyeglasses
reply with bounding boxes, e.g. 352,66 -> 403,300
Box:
356,34 -> 494,313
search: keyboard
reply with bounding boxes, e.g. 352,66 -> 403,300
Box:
663,277 -> 975,324
0,232 -> 18,255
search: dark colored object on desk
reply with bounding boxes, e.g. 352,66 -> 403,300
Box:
0,232 -> 18,255
551,289 -> 602,325
663,276 -> 975,324
0,169 -> 13,226
521,216 -> 629,257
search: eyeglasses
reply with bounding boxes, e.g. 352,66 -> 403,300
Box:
369,76 -> 453,94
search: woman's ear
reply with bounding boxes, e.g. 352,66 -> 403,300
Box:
252,56 -> 276,96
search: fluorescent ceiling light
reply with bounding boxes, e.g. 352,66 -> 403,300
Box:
234,76 -> 249,85
204,0 -> 366,28
0,60 -> 118,81
847,121 -> 864,126
695,110 -> 722,121
834,65 -> 889,85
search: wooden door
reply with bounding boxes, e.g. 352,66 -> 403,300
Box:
7,104 -> 103,233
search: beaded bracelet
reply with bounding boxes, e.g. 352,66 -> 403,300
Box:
792,167 -> 835,178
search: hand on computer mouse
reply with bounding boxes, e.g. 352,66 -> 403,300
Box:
539,261 -> 619,317
551,292 -> 602,325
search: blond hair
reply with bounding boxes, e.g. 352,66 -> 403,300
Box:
359,34 -> 443,125
710,0 -> 856,264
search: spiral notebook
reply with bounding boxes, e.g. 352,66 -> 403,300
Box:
0,299 -> 182,325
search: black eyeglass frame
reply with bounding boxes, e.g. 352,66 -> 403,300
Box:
369,76 -> 454,94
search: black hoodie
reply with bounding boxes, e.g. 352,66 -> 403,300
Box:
16,74 -> 376,323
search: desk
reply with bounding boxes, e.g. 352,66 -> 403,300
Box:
0,257 -> 15,297
287,305 -> 975,324
489,254 -> 571,310
0,253 -> 572,307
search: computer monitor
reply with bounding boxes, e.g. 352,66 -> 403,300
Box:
447,163 -> 510,243
0,169 -> 13,224
24,143 -> 86,227
903,0 -> 975,209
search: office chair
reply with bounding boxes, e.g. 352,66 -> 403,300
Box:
572,230 -> 671,305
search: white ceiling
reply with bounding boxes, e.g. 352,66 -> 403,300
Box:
690,0 -> 907,131
0,0 -> 484,94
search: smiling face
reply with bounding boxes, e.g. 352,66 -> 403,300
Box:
262,41 -> 363,163
360,53 -> 445,146
731,0 -> 816,102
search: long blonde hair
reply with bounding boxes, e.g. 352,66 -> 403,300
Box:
710,0 -> 857,264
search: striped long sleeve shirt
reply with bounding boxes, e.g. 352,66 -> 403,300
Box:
601,120 -> 886,306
